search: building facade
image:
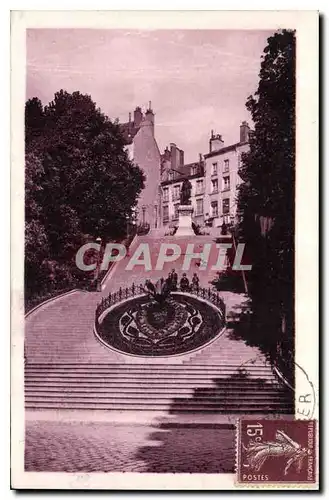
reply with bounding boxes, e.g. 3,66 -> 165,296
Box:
160,143 -> 205,228
120,104 -> 161,228
204,121 -> 250,227
159,121 -> 250,230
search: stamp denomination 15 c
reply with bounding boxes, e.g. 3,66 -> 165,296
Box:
237,419 -> 317,485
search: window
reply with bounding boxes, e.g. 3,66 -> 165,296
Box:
222,198 -> 230,214
223,159 -> 230,173
173,185 -> 180,200
196,179 -> 204,194
173,204 -> 180,219
163,205 -> 169,222
223,176 -> 230,191
211,201 -> 218,217
211,179 -> 218,193
212,162 -> 218,176
163,187 -> 169,202
196,198 -> 204,216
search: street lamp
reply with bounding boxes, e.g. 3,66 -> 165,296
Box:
125,214 -> 130,239
142,205 -> 146,226
229,219 -> 248,294
154,203 -> 158,229
95,236 -> 102,292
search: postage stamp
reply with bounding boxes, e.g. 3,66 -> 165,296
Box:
237,419 -> 317,485
10,9 -> 319,491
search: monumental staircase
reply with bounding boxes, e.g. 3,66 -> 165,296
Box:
25,234 -> 293,417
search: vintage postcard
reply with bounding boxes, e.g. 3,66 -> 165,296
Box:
11,10 -> 319,490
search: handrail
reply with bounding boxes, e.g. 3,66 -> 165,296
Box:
272,339 -> 294,389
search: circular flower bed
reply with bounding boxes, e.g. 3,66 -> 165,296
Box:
95,293 -> 225,357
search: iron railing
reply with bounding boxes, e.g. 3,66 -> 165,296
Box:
272,339 -> 294,388
95,283 -> 226,324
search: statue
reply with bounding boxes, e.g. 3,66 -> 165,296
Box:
180,178 -> 192,205
144,278 -> 171,307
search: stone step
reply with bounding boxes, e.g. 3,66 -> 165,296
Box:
24,366 -> 274,375
25,377 -> 281,392
25,392 -> 291,402
25,401 -> 294,411
25,362 -> 270,368
25,365 -> 272,376
24,374 -> 276,383
27,356 -> 261,363
24,387 -> 289,396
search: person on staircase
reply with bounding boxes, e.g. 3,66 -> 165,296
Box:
191,272 -> 200,291
180,273 -> 190,292
165,274 -> 172,291
169,268 -> 178,291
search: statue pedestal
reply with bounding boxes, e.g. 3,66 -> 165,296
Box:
175,205 -> 194,237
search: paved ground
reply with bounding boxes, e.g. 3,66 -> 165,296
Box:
25,420 -> 235,473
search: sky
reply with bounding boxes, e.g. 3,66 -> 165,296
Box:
26,29 -> 274,163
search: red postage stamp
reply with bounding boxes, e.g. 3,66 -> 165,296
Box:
237,419 -> 317,485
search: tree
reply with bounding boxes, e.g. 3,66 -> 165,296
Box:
237,30 -> 295,381
25,90 -> 145,304
29,90 -> 145,245
25,97 -> 45,145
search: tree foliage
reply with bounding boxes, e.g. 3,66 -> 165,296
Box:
25,90 -> 145,305
237,30 -> 296,380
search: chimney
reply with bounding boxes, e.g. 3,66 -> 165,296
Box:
145,103 -> 155,135
145,108 -> 154,123
170,143 -> 178,170
240,121 -> 250,143
209,132 -> 224,153
179,148 -> 184,166
163,146 -> 171,161
134,106 -> 143,128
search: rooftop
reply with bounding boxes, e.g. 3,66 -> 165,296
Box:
204,140 -> 248,159
119,122 -> 140,145
161,161 -> 205,186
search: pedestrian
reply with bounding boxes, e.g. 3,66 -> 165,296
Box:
169,268 -> 178,291
192,273 -> 199,291
165,273 -> 172,289
180,273 -> 190,292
